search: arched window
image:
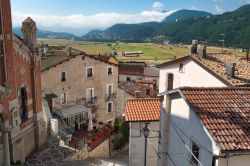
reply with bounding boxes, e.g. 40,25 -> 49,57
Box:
20,87 -> 28,123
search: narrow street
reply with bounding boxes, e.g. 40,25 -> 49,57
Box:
24,136 -> 128,166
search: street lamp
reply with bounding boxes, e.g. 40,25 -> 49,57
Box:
143,122 -> 150,166
219,34 -> 225,53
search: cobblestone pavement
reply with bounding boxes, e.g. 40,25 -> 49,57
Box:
23,137 -> 128,166
23,137 -> 75,166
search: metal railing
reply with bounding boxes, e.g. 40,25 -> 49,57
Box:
105,93 -> 115,101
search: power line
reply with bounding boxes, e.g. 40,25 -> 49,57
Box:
169,119 -> 203,166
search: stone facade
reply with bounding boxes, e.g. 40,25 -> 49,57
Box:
41,54 -> 118,123
0,0 -> 46,165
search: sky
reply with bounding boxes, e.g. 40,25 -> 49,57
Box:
10,0 -> 250,35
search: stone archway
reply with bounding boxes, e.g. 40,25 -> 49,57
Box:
0,114 -> 10,166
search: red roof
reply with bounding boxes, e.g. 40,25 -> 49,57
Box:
118,64 -> 144,76
119,81 -> 158,98
125,98 -> 160,122
180,87 -> 250,151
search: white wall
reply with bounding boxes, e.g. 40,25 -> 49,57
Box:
217,154 -> 250,166
167,93 -> 219,166
159,59 -> 227,93
129,121 -> 159,166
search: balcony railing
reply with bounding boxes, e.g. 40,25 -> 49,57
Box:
83,96 -> 97,106
105,93 -> 115,101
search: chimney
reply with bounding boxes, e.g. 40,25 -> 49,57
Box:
158,73 -> 174,166
190,40 -> 198,54
197,44 -> 207,59
246,50 -> 249,62
67,46 -> 72,56
135,91 -> 141,98
225,63 -> 236,78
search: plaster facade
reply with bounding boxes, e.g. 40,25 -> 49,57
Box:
42,55 -> 118,123
159,58 -> 227,93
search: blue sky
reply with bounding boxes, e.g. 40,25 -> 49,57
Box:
10,0 -> 250,35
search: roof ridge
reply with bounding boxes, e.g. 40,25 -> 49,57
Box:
179,87 -> 250,90
126,98 -> 160,101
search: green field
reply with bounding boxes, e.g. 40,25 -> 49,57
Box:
38,38 -> 246,64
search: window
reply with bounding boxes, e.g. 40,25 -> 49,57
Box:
61,72 -> 66,82
127,77 -> 131,81
190,141 -> 200,165
179,63 -> 184,72
86,88 -> 95,103
20,87 -> 28,123
146,89 -> 150,96
108,67 -> 112,75
61,93 -> 67,104
86,67 -> 93,78
107,102 -> 113,113
107,84 -> 113,95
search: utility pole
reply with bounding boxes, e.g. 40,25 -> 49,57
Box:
219,34 -> 225,53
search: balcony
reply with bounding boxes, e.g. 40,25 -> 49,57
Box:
83,96 -> 97,107
105,93 -> 115,102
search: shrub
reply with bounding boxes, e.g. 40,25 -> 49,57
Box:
112,133 -> 125,150
120,121 -> 130,142
114,118 -> 120,133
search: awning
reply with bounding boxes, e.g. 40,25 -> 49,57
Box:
61,104 -> 90,118
45,93 -> 57,100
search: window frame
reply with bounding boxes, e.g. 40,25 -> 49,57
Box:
86,88 -> 95,103
61,71 -> 67,82
107,66 -> 113,75
86,67 -> 93,78
20,87 -> 28,123
190,141 -> 200,166
179,63 -> 184,73
107,101 -> 113,113
61,92 -> 67,105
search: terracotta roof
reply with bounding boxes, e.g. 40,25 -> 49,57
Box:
180,87 -> 250,151
144,66 -> 159,77
41,50 -> 82,71
119,81 -> 158,98
91,55 -> 118,65
118,64 -> 144,76
125,98 -> 160,122
160,53 -> 250,86
136,79 -> 157,85
41,47 -> 117,71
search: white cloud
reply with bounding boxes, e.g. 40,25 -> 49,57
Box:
215,5 -> 224,13
152,2 -> 164,10
12,10 -> 176,35
190,6 -> 198,10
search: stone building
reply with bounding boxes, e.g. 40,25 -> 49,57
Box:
0,0 -> 46,165
41,48 -> 118,126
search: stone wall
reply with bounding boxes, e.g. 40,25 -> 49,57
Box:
65,137 -> 111,161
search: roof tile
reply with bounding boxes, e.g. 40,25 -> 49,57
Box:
125,98 -> 160,122
180,87 -> 250,151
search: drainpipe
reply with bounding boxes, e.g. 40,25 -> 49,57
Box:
0,0 -> 8,83
158,73 -> 174,166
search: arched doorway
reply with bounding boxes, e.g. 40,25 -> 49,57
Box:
0,114 -> 10,166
